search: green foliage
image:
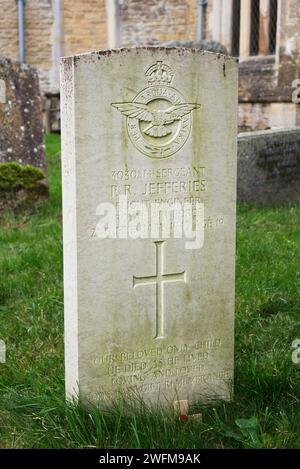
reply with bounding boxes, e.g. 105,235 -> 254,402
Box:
0,163 -> 44,191
0,134 -> 299,448
218,416 -> 262,448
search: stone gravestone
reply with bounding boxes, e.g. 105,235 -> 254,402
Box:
61,48 -> 238,408
237,128 -> 300,205
0,57 -> 46,171
0,56 -> 48,212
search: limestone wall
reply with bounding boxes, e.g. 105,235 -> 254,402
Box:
63,0 -> 107,56
0,0 -> 55,93
119,0 -> 198,45
0,0 -> 107,94
0,0 -> 19,62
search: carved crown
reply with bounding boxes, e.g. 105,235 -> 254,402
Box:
145,61 -> 174,86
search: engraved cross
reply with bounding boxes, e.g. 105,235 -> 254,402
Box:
133,241 -> 186,339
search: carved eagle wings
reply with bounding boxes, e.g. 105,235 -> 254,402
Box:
112,102 -> 201,137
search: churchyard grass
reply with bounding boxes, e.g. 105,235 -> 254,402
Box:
0,133 -> 299,449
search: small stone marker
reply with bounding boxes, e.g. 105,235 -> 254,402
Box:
61,48 -> 238,408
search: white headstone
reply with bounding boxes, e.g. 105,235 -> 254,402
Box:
61,48 -> 238,408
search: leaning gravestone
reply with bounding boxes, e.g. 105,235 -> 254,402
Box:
61,48 -> 238,408
0,56 -> 48,212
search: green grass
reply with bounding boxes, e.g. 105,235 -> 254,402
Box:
0,133 -> 299,448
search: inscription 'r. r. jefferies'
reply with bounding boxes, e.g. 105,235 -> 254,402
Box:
133,241 -> 186,339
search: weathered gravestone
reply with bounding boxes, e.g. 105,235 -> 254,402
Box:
61,47 -> 238,408
237,128 -> 300,205
0,56 -> 48,212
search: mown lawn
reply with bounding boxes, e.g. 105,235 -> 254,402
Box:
0,134 -> 299,448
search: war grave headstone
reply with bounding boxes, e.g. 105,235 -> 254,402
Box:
61,47 -> 238,408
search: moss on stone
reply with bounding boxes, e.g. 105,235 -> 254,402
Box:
0,162 -> 44,191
